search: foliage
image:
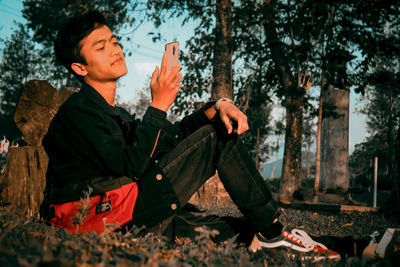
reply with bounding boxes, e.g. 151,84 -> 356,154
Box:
350,135 -> 398,191
144,0 -> 216,115
0,0 -> 140,140
238,74 -> 275,165
20,0 -> 134,89
4,206 -> 398,267
116,90 -> 151,119
0,0 -> 399,195
350,3 -> 400,190
22,0 -> 131,46
0,209 -> 288,266
0,24 -> 36,140
71,186 -> 95,233
145,0 -> 277,165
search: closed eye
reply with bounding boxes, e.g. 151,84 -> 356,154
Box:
114,42 -> 123,50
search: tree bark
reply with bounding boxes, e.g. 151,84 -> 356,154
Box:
0,80 -> 75,217
307,144 -> 311,179
255,128 -> 260,170
396,123 -> 400,202
279,94 -> 303,200
314,76 -> 325,193
14,80 -> 74,145
263,1 -> 304,201
211,0 -> 233,100
270,160 -> 278,179
384,121 -> 400,221
194,0 -> 233,207
387,91 -> 396,182
0,146 -> 48,218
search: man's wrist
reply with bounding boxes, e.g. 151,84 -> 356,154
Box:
150,102 -> 169,112
214,98 -> 233,111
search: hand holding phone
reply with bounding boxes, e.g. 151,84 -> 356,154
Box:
165,41 -> 179,75
149,41 -> 182,112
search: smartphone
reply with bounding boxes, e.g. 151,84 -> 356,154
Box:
165,41 -> 179,75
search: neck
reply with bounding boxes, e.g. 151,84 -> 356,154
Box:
86,80 -> 117,106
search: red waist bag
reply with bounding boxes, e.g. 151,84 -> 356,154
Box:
49,182 -> 138,234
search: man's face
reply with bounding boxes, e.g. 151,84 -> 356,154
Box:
78,25 -> 127,83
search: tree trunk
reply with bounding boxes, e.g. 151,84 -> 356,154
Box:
0,146 -> 48,218
397,122 -> 400,187
263,1 -> 304,201
255,128 -> 260,170
211,0 -> 233,100
384,121 -> 400,221
270,161 -> 278,179
0,80 -> 75,217
269,137 -> 281,179
307,144 -> 311,179
279,94 -> 303,201
14,80 -> 74,145
193,0 -> 233,208
387,91 -> 396,182
314,77 -> 325,193
320,85 -> 350,192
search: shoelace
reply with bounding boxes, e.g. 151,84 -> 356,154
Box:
369,231 -> 380,244
288,229 -> 328,250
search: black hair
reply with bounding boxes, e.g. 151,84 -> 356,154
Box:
54,11 -> 107,82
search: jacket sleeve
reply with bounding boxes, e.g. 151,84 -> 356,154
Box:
174,102 -> 216,138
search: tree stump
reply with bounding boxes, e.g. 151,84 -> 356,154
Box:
0,80 -> 75,218
14,80 -> 75,146
0,146 -> 48,218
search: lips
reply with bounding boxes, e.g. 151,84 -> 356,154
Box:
111,57 -> 123,65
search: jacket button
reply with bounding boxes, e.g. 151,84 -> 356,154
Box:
175,134 -> 179,139
156,174 -> 162,181
170,203 -> 177,210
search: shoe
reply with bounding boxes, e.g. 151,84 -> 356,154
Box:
375,228 -> 400,258
249,228 -> 341,262
362,230 -> 382,259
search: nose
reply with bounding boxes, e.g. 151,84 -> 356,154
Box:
111,50 -> 119,57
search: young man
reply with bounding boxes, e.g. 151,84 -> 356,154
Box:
41,11 -> 339,261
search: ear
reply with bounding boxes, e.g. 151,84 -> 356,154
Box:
71,63 -> 88,77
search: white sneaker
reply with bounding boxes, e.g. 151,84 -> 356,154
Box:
249,228 -> 341,262
376,228 -> 400,258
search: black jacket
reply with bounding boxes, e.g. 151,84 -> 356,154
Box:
42,83 -> 214,221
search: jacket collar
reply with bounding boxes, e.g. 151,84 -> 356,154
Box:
80,83 -> 121,116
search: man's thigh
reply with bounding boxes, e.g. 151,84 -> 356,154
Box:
129,124 -> 219,229
157,124 -> 219,206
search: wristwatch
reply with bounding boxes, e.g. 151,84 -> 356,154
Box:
214,98 -> 233,111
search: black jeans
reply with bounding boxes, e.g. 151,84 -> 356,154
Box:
131,123 -> 279,240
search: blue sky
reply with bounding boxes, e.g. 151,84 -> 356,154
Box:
0,0 -> 367,154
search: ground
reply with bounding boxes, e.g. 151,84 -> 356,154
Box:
1,189 -> 399,266
1,172 -> 399,266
